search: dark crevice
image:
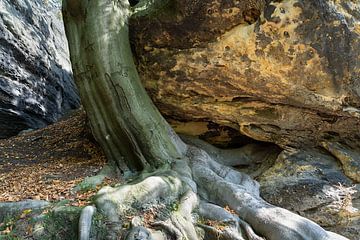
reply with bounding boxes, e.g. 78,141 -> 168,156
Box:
231,96 -> 255,102
128,0 -> 140,7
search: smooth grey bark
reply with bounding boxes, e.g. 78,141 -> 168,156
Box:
79,206 -> 96,240
63,0 -> 186,172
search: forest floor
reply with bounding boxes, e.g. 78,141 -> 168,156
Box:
0,109 -> 119,206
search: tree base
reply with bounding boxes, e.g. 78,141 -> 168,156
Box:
81,137 -> 349,240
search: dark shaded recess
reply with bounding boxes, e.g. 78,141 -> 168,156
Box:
128,0 -> 140,7
243,8 -> 261,24
200,121 -> 258,148
0,108 -> 32,134
264,3 -> 276,21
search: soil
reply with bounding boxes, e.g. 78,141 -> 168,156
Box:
0,109 -> 115,205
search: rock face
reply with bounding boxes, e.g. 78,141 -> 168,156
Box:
258,148 -> 360,239
130,0 -> 360,151
0,0 -> 79,138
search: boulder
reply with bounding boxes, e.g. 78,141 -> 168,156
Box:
0,0 -> 79,138
258,148 -> 360,239
130,0 -> 360,150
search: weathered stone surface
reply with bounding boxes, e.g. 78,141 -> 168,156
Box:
323,142 -> 360,182
0,0 -> 79,138
258,148 -> 360,239
130,0 -> 360,150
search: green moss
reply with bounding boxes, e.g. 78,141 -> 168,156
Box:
89,213 -> 111,240
132,0 -> 177,20
169,201 -> 179,212
35,206 -> 82,240
0,215 -> 20,240
0,235 -> 21,240
0,209 -> 35,239
73,165 -> 115,193
0,203 -> 88,240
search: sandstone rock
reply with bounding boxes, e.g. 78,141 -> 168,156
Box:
0,0 -> 79,138
131,0 -> 360,150
258,148 -> 360,239
323,141 -> 360,182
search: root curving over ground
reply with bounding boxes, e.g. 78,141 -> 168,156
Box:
86,137 -> 348,240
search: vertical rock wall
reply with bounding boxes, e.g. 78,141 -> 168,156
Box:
0,0 -> 79,138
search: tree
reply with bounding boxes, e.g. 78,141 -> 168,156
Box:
62,0 -> 348,239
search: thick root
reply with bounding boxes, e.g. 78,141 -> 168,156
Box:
79,206 -> 96,240
181,135 -> 262,167
188,145 -> 349,240
152,221 -> 183,240
238,218 -> 265,240
125,226 -> 153,240
197,223 -> 245,240
91,166 -> 259,240
198,202 -> 264,240
169,190 -> 199,240
95,170 -> 183,220
94,169 -> 184,238
90,140 -> 349,240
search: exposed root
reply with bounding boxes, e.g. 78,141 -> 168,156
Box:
198,202 -> 264,240
169,190 -> 199,240
94,169 -> 185,238
198,202 -> 245,240
152,221 -> 183,240
198,202 -> 238,223
125,226 -> 153,240
79,205 -> 96,240
197,223 -> 245,240
238,218 -> 265,240
91,139 -> 349,240
190,146 -> 345,240
181,135 -> 255,167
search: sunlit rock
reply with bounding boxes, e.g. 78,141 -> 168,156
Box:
0,0 -> 79,138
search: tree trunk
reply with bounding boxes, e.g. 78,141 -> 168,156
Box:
63,0 -> 350,239
63,0 -> 186,172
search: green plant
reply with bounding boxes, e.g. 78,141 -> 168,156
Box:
38,207 -> 81,240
